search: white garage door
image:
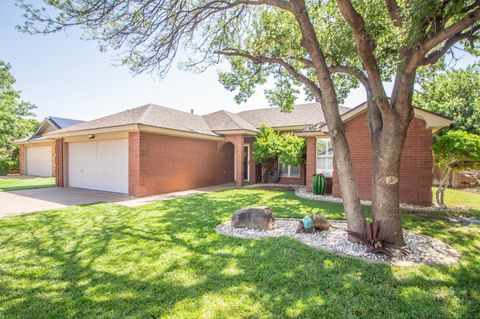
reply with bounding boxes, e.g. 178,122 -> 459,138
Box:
26,146 -> 52,177
68,139 -> 128,193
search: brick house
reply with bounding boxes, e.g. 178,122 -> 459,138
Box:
17,102 -> 450,206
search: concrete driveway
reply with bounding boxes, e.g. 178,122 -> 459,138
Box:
0,187 -> 133,218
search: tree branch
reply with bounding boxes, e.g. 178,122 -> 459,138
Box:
335,0 -> 389,110
408,6 -> 480,71
419,27 -> 480,66
328,65 -> 370,91
216,49 -> 322,99
385,0 -> 402,27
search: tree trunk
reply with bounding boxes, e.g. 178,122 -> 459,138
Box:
288,1 -> 367,240
329,126 -> 367,242
435,166 -> 452,209
370,106 -> 409,247
261,161 -> 274,183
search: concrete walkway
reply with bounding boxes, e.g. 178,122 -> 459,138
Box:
0,183 -> 236,218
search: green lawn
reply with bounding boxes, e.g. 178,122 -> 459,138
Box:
0,189 -> 479,318
0,177 -> 55,191
433,187 -> 480,211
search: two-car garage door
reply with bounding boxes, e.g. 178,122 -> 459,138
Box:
68,139 -> 128,194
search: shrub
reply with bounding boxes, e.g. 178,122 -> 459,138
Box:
0,160 -> 9,176
8,160 -> 19,174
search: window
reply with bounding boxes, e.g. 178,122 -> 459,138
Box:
279,161 -> 300,178
316,138 -> 333,177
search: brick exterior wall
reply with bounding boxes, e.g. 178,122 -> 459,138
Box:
128,131 -> 235,196
331,112 -> 433,206
305,137 -> 316,192
18,141 -> 56,176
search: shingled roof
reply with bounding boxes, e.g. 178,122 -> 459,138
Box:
48,104 -> 218,137
237,102 -> 350,129
203,110 -> 258,133
45,102 -> 352,138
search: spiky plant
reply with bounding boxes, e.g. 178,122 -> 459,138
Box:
348,221 -> 409,257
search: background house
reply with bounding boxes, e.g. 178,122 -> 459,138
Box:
16,117 -> 84,177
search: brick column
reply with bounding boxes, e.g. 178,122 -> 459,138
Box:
223,134 -> 244,187
18,145 -> 26,175
305,137 -> 316,192
128,131 -> 142,196
55,139 -> 64,186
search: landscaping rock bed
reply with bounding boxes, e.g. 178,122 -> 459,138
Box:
216,219 -> 460,266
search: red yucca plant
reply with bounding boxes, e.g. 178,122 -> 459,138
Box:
347,221 -> 408,256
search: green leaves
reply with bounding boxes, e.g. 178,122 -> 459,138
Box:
414,65 -> 480,134
277,133 -> 306,166
433,130 -> 480,171
252,125 -> 281,164
252,125 -> 306,166
0,59 -> 38,160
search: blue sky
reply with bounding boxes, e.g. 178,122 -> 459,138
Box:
0,1 -> 476,121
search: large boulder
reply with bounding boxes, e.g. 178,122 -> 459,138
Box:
232,206 -> 276,229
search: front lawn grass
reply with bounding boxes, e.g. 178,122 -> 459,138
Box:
0,189 -> 478,318
0,177 -> 55,191
433,186 -> 480,211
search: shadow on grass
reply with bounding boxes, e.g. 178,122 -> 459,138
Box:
0,184 -> 56,192
0,189 -> 478,318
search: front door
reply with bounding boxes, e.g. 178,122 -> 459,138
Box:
243,145 -> 250,181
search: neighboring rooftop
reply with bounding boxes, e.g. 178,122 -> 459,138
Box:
237,102 -> 350,129
48,104 -> 218,137
49,116 -> 84,129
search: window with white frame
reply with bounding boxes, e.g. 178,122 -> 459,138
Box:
278,161 -> 300,178
316,138 -> 333,177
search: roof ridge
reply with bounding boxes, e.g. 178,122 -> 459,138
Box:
223,110 -> 255,130
137,104 -> 155,125
236,102 -> 322,115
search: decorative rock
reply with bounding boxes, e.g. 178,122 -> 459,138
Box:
216,219 -> 460,266
231,206 -> 276,230
312,214 -> 330,230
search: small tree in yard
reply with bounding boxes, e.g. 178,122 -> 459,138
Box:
252,125 -> 282,182
433,130 -> 480,209
19,0 -> 480,245
252,125 -> 306,182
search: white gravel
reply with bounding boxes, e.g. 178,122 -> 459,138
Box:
216,219 -> 460,266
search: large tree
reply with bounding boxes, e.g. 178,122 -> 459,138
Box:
414,65 -> 480,134
18,0 -> 480,245
0,59 -> 37,160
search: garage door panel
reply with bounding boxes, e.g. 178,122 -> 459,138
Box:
68,140 -> 128,193
68,142 -> 96,190
26,146 -> 52,177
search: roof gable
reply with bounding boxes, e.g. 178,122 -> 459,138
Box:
203,110 -> 258,133
297,102 -> 452,136
236,102 -> 350,129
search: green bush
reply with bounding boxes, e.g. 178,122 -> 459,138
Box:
0,160 -> 9,176
7,160 -> 19,174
